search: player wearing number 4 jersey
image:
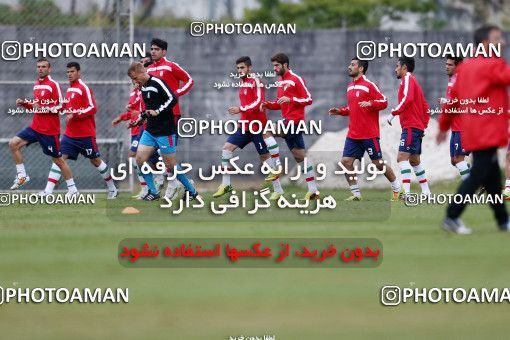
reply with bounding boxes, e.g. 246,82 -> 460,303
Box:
9,58 -> 78,196
213,56 -> 280,199
41,62 -> 118,199
329,58 -> 401,201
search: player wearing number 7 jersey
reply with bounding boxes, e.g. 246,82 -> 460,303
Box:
41,62 -> 118,199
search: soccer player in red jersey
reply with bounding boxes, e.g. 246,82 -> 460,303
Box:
147,38 -> 194,199
436,55 -> 470,181
212,56 -> 278,198
261,53 -> 319,200
112,82 -> 150,198
9,58 -> 78,195
441,25 -> 510,233
329,58 -> 401,201
387,57 -> 431,199
43,62 -> 118,198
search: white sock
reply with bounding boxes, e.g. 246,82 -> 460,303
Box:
45,163 -> 62,194
134,164 -> 148,194
264,136 -> 281,167
349,184 -> 361,197
16,163 -> 26,178
133,162 -> 147,190
272,178 -> 284,193
96,160 -> 116,191
66,178 -> 78,193
455,161 -> 470,180
413,164 -> 431,194
221,150 -> 233,186
390,179 -> 401,192
505,179 -> 510,194
398,161 -> 412,194
303,162 -> 318,193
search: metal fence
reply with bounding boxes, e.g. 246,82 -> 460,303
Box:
2,0 -> 509,192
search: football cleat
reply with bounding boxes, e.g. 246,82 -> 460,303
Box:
142,191 -> 160,201
304,191 -> 320,201
441,217 -> 472,235
212,184 -> 233,198
10,175 -> 30,190
107,188 -> 118,200
264,166 -> 283,182
269,191 -> 283,201
345,195 -> 362,201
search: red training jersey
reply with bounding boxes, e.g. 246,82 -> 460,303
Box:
64,79 -> 97,138
449,56 -> 510,151
146,57 -> 193,116
20,75 -> 63,135
438,73 -> 462,132
118,88 -> 142,136
337,75 -> 388,139
391,72 -> 430,130
265,70 -> 313,122
238,76 -> 267,126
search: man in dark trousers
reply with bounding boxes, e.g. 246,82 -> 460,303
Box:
441,25 -> 510,234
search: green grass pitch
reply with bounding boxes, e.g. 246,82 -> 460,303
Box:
0,182 -> 509,339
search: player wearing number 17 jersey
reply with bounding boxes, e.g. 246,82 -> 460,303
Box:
42,62 -> 118,198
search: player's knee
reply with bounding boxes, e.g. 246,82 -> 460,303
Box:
90,157 -> 101,167
373,159 -> 385,170
222,143 -> 235,152
341,157 -> 353,168
52,157 -> 64,166
8,138 -> 20,151
135,155 -> 145,166
409,159 -> 420,167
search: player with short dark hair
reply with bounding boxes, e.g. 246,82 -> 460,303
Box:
147,37 -> 194,199
42,62 -> 118,198
442,25 -> 510,233
9,58 -> 78,196
213,56 -> 281,198
261,52 -> 319,201
329,58 -> 401,201
436,55 -> 470,181
387,57 -> 431,199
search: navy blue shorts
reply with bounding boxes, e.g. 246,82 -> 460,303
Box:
16,127 -> 61,158
343,137 -> 382,160
130,134 -> 141,153
61,135 -> 101,160
227,129 -> 268,155
279,120 -> 305,150
450,131 -> 469,158
399,128 -> 424,155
